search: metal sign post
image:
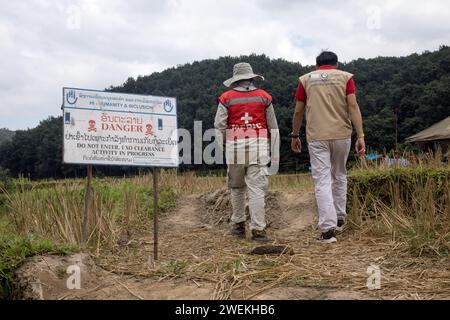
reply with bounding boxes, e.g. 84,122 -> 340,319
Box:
153,168 -> 159,260
82,164 -> 93,245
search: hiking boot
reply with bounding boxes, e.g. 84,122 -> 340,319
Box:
318,229 -> 337,243
231,222 -> 246,238
251,229 -> 269,242
336,219 -> 345,232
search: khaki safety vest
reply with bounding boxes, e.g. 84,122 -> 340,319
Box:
299,69 -> 353,143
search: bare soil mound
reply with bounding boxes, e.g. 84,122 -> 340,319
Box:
200,188 -> 315,234
14,253 -> 214,300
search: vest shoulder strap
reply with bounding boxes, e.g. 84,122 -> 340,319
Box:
218,89 -> 272,108
300,69 -> 353,87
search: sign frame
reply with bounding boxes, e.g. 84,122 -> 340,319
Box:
61,87 -> 179,168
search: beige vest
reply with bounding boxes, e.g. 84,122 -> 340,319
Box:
299,69 -> 353,143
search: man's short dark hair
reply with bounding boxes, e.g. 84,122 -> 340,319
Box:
316,51 -> 338,67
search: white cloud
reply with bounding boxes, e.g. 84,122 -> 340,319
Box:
0,0 -> 450,129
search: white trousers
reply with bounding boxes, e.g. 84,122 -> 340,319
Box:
308,139 -> 351,232
227,138 -> 270,231
229,164 -> 268,231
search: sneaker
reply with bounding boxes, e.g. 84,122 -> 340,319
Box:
231,222 -> 245,238
318,229 -> 337,243
336,219 -> 345,232
251,229 -> 270,242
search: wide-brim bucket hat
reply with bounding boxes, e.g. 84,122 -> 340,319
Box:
223,62 -> 264,87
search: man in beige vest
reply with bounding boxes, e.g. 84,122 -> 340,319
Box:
291,51 -> 365,243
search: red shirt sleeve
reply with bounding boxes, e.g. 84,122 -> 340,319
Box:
295,82 -> 306,102
346,77 -> 356,95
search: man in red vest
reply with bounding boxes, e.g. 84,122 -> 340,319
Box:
215,62 -> 279,241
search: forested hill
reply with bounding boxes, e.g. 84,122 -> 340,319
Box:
0,128 -> 15,146
110,46 -> 450,166
1,46 -> 450,179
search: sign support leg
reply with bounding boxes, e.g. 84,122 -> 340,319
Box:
153,168 -> 159,260
82,164 -> 93,245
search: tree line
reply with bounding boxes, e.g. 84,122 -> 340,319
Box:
1,46 -> 450,179
0,129 -> 14,146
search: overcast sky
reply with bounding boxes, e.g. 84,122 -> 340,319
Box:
1,0 -> 450,130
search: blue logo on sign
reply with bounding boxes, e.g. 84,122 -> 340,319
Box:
64,112 -> 71,124
163,99 -> 174,112
66,90 -> 78,104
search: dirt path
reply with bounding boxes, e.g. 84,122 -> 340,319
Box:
14,191 -> 450,300
164,194 -> 201,231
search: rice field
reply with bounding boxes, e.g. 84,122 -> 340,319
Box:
0,154 -> 449,299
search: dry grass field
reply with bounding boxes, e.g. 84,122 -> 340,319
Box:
1,157 -> 449,300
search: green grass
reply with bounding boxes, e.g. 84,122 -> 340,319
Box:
0,215 -> 76,299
